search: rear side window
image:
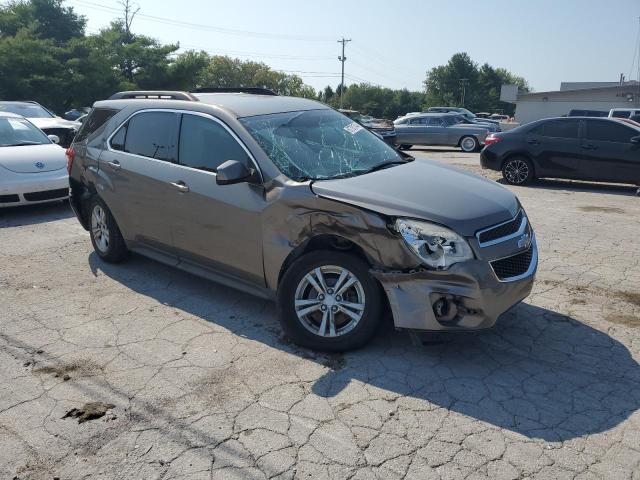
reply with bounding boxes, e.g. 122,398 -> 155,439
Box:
75,108 -> 118,142
428,117 -> 444,126
536,120 -> 579,139
611,111 -> 631,118
123,112 -> 179,161
586,120 -> 636,143
178,114 -> 248,172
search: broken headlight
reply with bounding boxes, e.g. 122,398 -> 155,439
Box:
395,219 -> 474,269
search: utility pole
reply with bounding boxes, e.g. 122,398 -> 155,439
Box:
459,78 -> 469,107
338,38 -> 351,108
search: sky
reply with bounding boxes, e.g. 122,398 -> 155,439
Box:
67,0 -> 640,94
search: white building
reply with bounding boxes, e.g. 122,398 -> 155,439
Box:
509,82 -> 640,125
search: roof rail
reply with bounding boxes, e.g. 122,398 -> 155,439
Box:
191,87 -> 278,96
108,91 -> 198,101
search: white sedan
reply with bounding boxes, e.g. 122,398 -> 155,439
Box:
0,112 -> 69,207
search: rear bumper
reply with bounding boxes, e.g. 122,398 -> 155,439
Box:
372,238 -> 537,332
480,148 -> 502,170
0,169 -> 68,207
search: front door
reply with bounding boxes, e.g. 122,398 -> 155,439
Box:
98,110 -> 181,253
170,113 -> 266,286
580,119 -> 640,184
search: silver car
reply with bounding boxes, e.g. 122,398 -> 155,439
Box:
69,90 -> 536,351
394,113 -> 489,152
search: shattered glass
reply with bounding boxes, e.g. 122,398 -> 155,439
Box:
240,109 -> 402,181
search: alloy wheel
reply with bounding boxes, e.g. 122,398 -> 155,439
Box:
504,159 -> 530,184
294,265 -> 366,338
91,205 -> 110,253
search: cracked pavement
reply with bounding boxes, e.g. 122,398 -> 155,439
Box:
1,148 -> 639,479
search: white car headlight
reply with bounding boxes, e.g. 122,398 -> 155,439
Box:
395,219 -> 474,269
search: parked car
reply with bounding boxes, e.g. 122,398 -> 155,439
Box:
427,107 -> 501,126
338,109 -> 396,145
0,112 -> 68,207
568,109 -> 608,117
0,101 -> 80,148
609,108 -> 640,119
68,89 -> 536,351
480,117 -> 640,187
64,107 -> 91,121
394,113 -> 489,151
475,112 -> 492,119
490,114 -> 510,121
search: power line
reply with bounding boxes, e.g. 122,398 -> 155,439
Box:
70,0 -> 335,42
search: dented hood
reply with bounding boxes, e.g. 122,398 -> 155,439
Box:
310,158 -> 519,236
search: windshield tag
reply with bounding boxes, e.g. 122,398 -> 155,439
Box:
344,122 -> 364,135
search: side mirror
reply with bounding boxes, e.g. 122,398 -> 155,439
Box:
216,160 -> 256,185
48,134 -> 60,144
631,136 -> 640,145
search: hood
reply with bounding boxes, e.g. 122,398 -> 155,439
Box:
311,159 -> 519,237
29,117 -> 81,131
0,143 -> 67,173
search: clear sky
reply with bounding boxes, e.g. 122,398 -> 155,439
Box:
67,0 -> 640,93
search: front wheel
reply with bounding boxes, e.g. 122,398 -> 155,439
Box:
502,157 -> 535,185
459,136 -> 479,152
277,251 -> 382,351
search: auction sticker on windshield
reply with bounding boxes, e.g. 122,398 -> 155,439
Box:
344,122 -> 364,135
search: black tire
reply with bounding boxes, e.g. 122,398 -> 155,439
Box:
88,197 -> 128,263
277,250 -> 382,351
398,144 -> 412,150
459,136 -> 479,152
501,156 -> 535,185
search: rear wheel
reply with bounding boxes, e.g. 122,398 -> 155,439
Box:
277,251 -> 382,351
502,157 -> 535,185
89,198 -> 128,263
460,136 -> 479,152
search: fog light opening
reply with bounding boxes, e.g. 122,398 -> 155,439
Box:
433,295 -> 459,323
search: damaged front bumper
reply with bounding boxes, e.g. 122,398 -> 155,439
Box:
372,237 -> 537,331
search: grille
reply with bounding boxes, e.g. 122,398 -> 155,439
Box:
24,188 -> 68,202
491,247 -> 534,281
41,128 -> 76,148
0,194 -> 20,203
478,210 -> 524,245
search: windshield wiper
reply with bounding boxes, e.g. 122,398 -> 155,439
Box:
357,159 -> 411,175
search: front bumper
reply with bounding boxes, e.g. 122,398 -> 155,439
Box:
372,237 -> 537,331
0,169 -> 68,207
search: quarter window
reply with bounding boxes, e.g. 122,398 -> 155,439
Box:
178,114 -> 248,172
586,120 -> 636,143
75,108 -> 118,142
122,112 -> 179,161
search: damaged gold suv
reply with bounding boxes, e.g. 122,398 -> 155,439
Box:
68,89 -> 537,351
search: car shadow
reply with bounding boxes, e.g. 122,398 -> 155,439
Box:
497,178 -> 639,197
0,200 -> 74,227
89,252 -> 640,443
406,147 -> 463,154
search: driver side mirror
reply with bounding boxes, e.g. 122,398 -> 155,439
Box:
216,160 -> 258,185
48,134 -> 60,144
631,135 -> 640,145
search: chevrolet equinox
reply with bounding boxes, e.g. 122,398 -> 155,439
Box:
68,89 -> 537,351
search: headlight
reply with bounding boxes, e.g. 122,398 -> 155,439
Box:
395,219 -> 474,269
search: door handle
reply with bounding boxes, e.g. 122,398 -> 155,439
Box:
582,144 -> 597,150
527,139 -> 540,145
169,181 -> 189,193
106,160 -> 121,169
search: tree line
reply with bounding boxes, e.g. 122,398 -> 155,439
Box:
0,0 -> 529,118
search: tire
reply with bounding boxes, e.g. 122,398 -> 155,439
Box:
277,250 -> 382,351
88,197 -> 128,263
398,144 -> 412,150
501,156 -> 535,185
459,136 -> 479,152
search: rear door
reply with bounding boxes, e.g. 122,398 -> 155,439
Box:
524,118 -> 584,179
98,110 -> 181,254
170,112 -> 266,286
580,119 -> 640,184
425,116 -> 449,145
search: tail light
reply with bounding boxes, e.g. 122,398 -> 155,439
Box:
484,134 -> 502,146
65,147 -> 75,174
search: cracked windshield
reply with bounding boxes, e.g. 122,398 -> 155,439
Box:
240,109 -> 404,181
